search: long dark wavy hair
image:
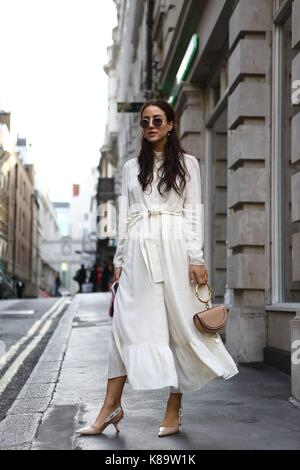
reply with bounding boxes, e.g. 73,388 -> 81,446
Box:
137,100 -> 189,198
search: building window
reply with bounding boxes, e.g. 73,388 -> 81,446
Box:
273,11 -> 300,302
281,15 -> 300,301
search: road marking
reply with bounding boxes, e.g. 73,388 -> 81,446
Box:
0,310 -> 35,316
0,298 -> 68,396
0,298 -> 65,371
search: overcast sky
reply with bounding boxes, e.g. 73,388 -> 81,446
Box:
0,0 -> 117,202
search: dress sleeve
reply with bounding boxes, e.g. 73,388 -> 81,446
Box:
183,156 -> 206,265
113,161 -> 129,269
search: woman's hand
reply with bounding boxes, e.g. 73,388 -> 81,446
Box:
113,267 -> 123,282
189,264 -> 208,286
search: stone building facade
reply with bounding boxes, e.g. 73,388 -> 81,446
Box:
107,0 -> 300,402
0,119 -> 12,274
0,114 -> 42,297
39,192 -> 60,296
6,152 -> 36,296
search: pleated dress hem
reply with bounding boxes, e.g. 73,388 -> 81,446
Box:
107,327 -> 239,394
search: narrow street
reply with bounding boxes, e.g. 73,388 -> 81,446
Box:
0,297 -> 71,422
0,293 -> 299,450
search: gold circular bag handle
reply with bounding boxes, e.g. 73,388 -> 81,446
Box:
195,282 -> 212,309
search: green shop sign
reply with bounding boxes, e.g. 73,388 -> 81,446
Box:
168,33 -> 199,106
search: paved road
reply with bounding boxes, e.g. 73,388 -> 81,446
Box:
0,292 -> 300,450
0,297 -> 71,422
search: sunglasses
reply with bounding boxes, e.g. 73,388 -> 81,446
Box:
139,116 -> 164,129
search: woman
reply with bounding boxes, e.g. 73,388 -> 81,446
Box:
77,99 -> 239,438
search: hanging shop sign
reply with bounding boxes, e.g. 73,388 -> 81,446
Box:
117,102 -> 144,113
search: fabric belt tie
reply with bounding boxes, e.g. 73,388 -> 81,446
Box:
124,209 -> 184,283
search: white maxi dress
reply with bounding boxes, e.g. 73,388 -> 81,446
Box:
107,151 -> 239,393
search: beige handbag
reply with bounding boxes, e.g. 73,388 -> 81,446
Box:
193,283 -> 227,340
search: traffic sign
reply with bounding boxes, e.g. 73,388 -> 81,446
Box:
117,102 -> 144,112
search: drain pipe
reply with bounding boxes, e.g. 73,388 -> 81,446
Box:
145,0 -> 154,99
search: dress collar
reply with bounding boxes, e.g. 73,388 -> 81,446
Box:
153,150 -> 164,160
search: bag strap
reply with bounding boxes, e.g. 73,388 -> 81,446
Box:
194,283 -> 212,309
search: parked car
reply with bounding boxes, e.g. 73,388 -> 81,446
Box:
0,272 -> 13,299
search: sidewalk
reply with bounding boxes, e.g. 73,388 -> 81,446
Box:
0,292 -> 299,450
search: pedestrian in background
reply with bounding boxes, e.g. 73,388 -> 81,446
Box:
54,272 -> 61,297
96,264 -> 102,291
75,264 -> 86,293
100,260 -> 111,292
89,264 -> 98,292
77,99 -> 239,438
16,279 -> 25,299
